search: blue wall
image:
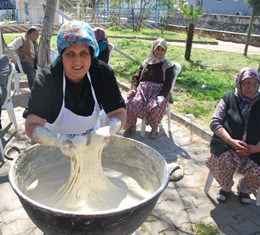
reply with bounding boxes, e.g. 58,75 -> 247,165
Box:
0,0 -> 15,10
188,0 -> 252,16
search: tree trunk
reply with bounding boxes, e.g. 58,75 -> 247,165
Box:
243,14 -> 254,57
38,0 -> 58,69
185,22 -> 194,61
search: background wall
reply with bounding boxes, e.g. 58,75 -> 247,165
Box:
170,13 -> 260,35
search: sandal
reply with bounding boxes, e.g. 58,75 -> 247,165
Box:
149,130 -> 158,139
123,126 -> 136,138
237,180 -> 251,204
217,189 -> 230,203
238,192 -> 251,204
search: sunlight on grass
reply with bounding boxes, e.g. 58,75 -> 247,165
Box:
193,222 -> 220,235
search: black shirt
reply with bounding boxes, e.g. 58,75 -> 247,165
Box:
23,58 -> 125,124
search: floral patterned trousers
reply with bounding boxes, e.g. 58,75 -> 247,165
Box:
205,150 -> 260,193
124,81 -> 169,130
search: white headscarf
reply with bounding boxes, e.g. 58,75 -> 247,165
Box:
144,38 -> 167,65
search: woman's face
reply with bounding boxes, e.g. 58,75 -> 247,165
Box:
153,46 -> 166,59
62,44 -> 92,83
240,77 -> 260,98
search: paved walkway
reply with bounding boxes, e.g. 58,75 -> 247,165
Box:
0,82 -> 259,235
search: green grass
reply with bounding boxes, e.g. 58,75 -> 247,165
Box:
3,29 -> 259,130
193,222 -> 220,235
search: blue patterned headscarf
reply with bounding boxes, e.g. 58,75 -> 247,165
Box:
57,21 -> 99,57
235,67 -> 260,127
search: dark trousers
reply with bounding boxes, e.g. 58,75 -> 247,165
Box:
16,63 -> 36,90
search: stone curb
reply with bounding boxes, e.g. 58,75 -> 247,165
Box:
118,81 -> 213,142
110,35 -> 218,45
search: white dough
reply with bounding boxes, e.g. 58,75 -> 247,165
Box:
26,126 -> 151,212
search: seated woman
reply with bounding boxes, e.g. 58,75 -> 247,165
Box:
205,67 -> 260,204
93,27 -> 109,64
123,39 -> 175,139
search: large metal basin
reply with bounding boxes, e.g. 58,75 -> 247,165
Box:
9,136 -> 180,235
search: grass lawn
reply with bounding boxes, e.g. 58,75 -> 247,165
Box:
3,29 -> 259,130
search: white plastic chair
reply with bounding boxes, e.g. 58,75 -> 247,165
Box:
140,62 -> 182,137
2,63 -> 18,131
9,51 -> 25,95
204,171 -> 260,206
0,139 -> 5,162
0,63 -> 18,162
108,43 -> 114,64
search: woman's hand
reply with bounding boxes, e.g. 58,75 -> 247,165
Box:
215,128 -> 250,158
127,89 -> 136,98
236,143 -> 260,156
229,139 -> 250,157
56,134 -> 76,157
108,118 -> 121,135
157,96 -> 165,106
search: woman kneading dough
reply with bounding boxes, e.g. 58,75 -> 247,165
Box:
23,21 -> 128,212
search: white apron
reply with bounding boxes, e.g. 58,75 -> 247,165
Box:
45,72 -> 100,135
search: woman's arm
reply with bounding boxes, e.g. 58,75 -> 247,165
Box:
106,107 -> 127,130
236,140 -> 260,155
211,98 -> 249,154
214,127 -> 247,152
25,114 -> 48,143
130,66 -> 143,90
25,114 -> 68,147
159,66 -> 174,98
127,65 -> 143,99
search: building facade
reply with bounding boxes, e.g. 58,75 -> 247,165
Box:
188,0 -> 252,15
0,0 -> 15,10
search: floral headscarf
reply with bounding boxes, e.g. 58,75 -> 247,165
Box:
93,27 -> 108,42
57,21 -> 99,57
144,38 -> 167,65
234,67 -> 260,125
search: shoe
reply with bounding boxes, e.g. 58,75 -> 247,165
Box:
238,192 -> 251,204
123,126 -> 136,137
149,129 -> 158,139
217,189 -> 230,203
237,184 -> 251,204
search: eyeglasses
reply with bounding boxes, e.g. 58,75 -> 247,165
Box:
241,81 -> 260,89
